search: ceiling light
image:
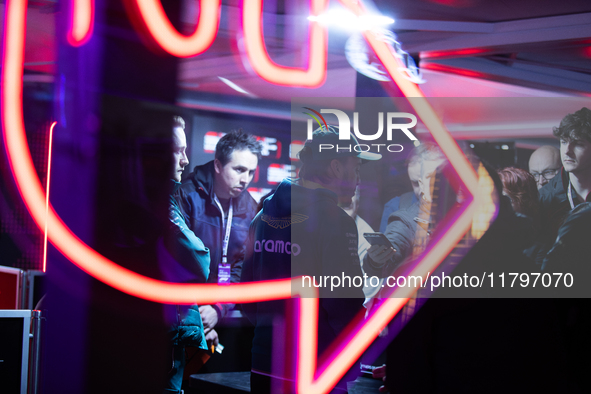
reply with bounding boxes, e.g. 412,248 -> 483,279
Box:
308,9 -> 393,31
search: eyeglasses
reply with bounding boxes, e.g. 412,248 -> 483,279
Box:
530,169 -> 560,181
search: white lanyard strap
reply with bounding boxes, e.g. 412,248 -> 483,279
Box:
213,194 -> 233,264
567,181 -> 576,210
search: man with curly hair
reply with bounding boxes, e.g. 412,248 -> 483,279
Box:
537,107 -> 591,264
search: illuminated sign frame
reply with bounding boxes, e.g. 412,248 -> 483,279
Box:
242,0 -> 329,88
1,0 -> 484,393
67,0 -> 94,46
124,0 -> 220,57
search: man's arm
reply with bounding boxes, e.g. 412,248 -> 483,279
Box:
379,197 -> 400,233
363,212 -> 415,277
199,305 -> 220,330
164,200 -> 210,282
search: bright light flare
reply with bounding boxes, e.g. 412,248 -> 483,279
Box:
308,9 -> 394,31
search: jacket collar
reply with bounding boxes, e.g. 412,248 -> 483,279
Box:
559,166 -> 591,204
191,160 -> 216,197
171,179 -> 181,195
541,167 -> 567,195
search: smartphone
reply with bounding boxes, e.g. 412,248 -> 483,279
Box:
363,232 -> 393,248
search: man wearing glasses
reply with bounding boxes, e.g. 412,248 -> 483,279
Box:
529,145 -> 561,189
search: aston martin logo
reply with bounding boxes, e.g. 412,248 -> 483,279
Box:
261,213 -> 309,229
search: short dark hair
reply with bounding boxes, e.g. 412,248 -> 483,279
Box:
297,144 -> 348,183
215,129 -> 262,166
553,107 -> 591,143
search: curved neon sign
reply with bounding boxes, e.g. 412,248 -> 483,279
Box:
2,0 -> 486,393
67,0 -> 94,46
124,0 -> 220,58
42,121 -> 57,273
242,0 -> 328,88
2,0 -> 291,304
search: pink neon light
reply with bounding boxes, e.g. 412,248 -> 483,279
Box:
125,0 -> 220,58
421,62 -> 487,78
297,297 -> 319,390
421,47 -> 488,60
290,1 -> 485,392
67,0 -> 95,46
242,0 -> 328,88
43,121 -> 57,273
1,0 -> 291,305
2,1 -> 492,393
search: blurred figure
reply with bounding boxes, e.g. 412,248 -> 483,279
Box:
542,202 -> 591,275
497,167 -> 540,264
384,166 -> 570,394
529,145 -> 561,189
161,117 -> 211,393
340,186 -> 380,308
365,142 -> 446,277
241,125 -> 381,393
498,167 -> 540,220
379,149 -> 420,232
341,186 -> 373,265
542,203 -> 591,392
180,130 -> 262,335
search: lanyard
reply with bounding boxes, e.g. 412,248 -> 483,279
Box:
567,181 -> 576,210
213,194 -> 233,264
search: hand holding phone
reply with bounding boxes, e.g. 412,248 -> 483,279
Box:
364,233 -> 396,268
363,232 -> 393,248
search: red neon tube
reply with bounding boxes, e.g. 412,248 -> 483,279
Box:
42,121 -> 57,273
67,0 -> 95,46
291,1 -> 486,392
242,0 -> 328,88
1,0 -> 291,305
125,0 -> 220,58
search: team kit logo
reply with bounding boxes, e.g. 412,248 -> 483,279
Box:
261,213 -> 309,229
253,239 -> 301,256
303,107 -> 418,153
254,214 -> 309,256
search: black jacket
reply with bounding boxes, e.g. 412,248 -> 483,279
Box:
542,202 -> 591,287
537,168 -> 590,264
241,179 -> 365,374
180,161 -> 258,318
161,180 -> 210,349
